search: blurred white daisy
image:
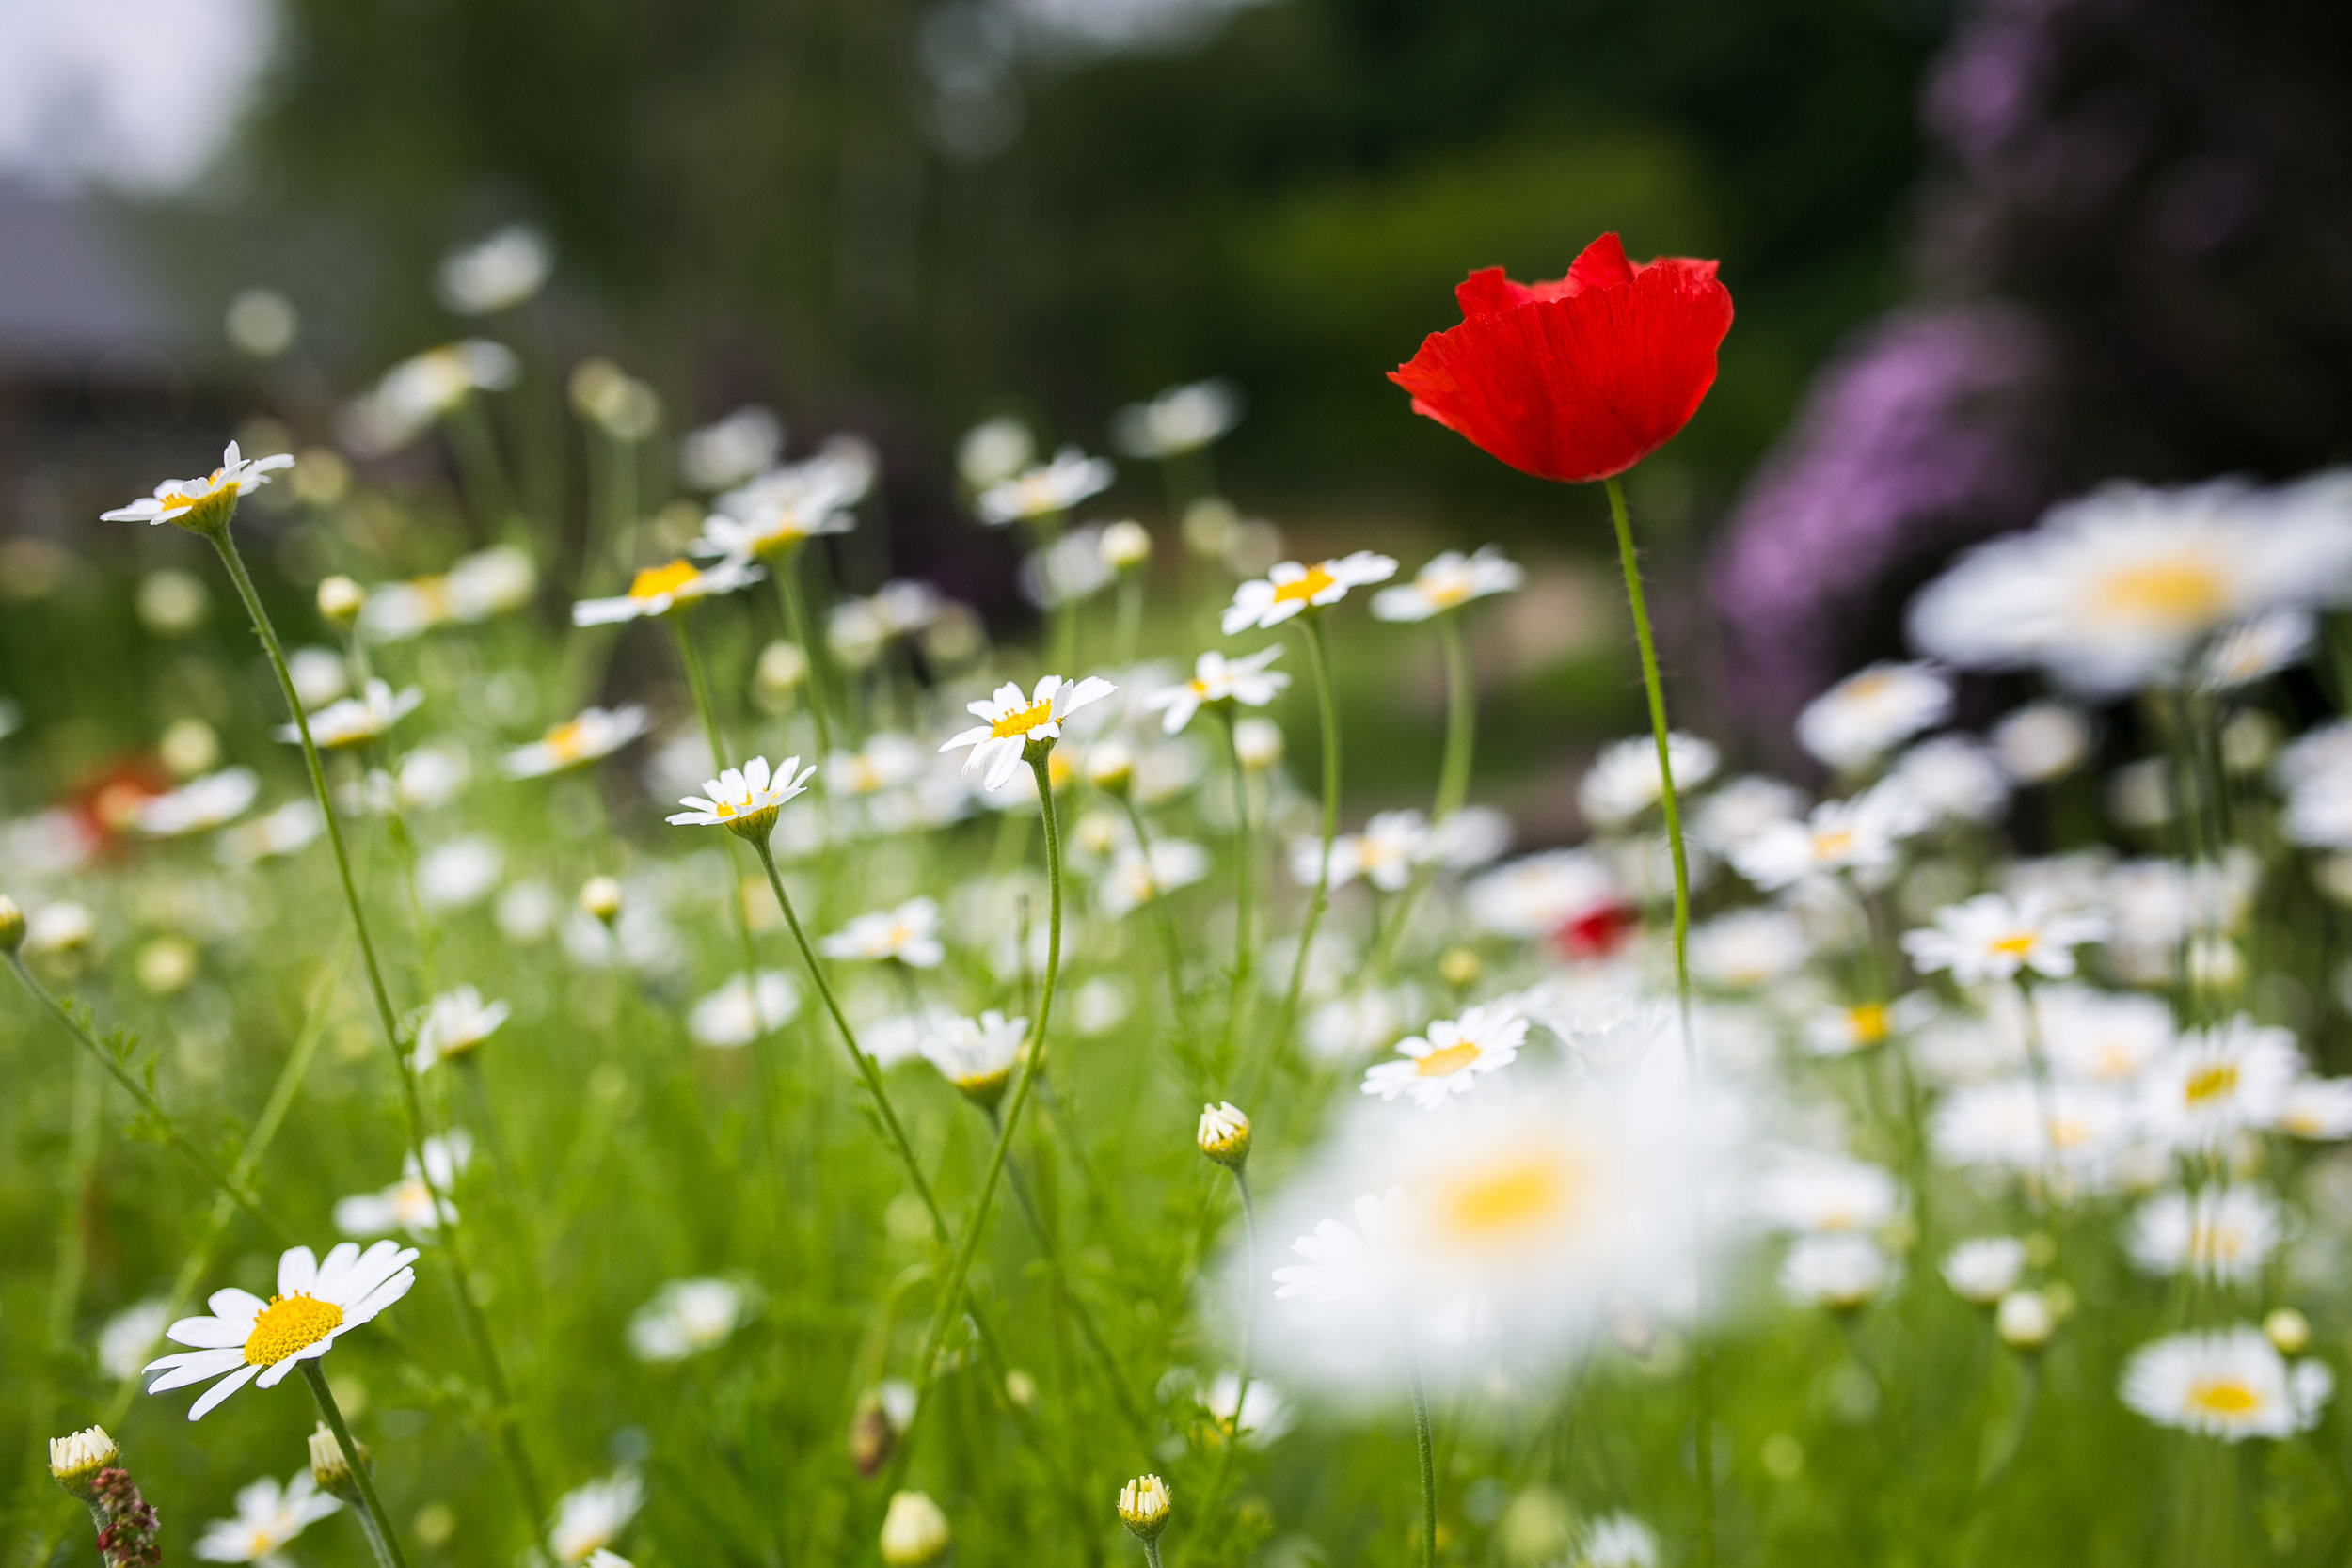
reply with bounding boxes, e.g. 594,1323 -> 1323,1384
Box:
976,447 -> 1114,525
2198,608 -> 2314,692
101,441 -> 294,534
96,1299 -> 173,1381
1143,646 -> 1288,734
628,1278 -> 756,1363
1578,732 -> 1719,832
1755,1154 -> 1900,1234
1886,736 -> 2010,826
134,768 -> 258,837
2139,1019 -> 2302,1153
1802,995 -> 1931,1058
1689,908 -> 1809,990
2278,1076 -> 2352,1140
678,406 -> 785,493
1098,839 -> 1210,917
333,1132 -> 471,1239
1360,1003 -> 1527,1109
699,466 -> 863,562
415,838 -> 503,911
1578,1513 -> 1660,1568
1991,702 -> 2093,784
688,972 -> 800,1047
1796,661 -> 1951,773
345,341 -> 520,455
505,706 -> 651,778
1304,986 -> 1419,1062
2031,984 -> 2173,1084
437,224 -> 552,315
958,416 -> 1035,490
549,1471 -> 644,1565
1931,1078 -> 2133,1188
361,743 -> 471,815
1729,785 -> 1921,892
1941,1236 -> 2026,1305
572,557 -> 764,626
921,1009 -> 1028,1108
1901,892 -> 2106,985
1111,379 -> 1243,459
2125,1185 -> 2283,1284
827,732 -> 930,799
1292,809 -> 1429,895
358,546 -> 538,641
1220,552 -> 1397,636
1370,546 -> 1523,622
1780,1233 -> 1890,1309
2120,1326 -> 2332,1441
193,1471 -> 341,1563
940,674 -> 1117,791
821,897 -> 946,968
143,1241 -> 418,1419
277,679 -> 421,750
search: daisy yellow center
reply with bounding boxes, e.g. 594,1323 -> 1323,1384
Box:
2185,1063 -> 2239,1104
1441,1156 -> 1571,1238
1271,563 -> 1337,606
545,718 -> 592,762
629,560 -> 701,600
2095,560 -> 2226,625
1422,573 -> 1471,607
1989,933 -> 2037,958
2187,1220 -> 2242,1262
990,699 -> 1056,739
1414,1040 -> 1484,1077
243,1291 -> 343,1367
1812,827 -> 1855,860
1844,670 -> 1894,701
1848,1003 -> 1890,1043
1188,677 -> 1214,698
2188,1378 -> 2261,1416
711,795 -> 739,818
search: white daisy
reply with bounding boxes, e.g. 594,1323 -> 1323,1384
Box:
1292,809 -> 1430,895
1755,1154 -> 1900,1234
504,706 -> 651,778
2139,1019 -> 2302,1153
1901,892 -> 2107,985
2278,1077 -> 2352,1140
1796,661 -> 1952,773
193,1472 -> 342,1563
820,897 -> 946,968
699,460 -> 866,562
1689,908 -> 1810,990
1931,1078 -> 2134,1188
920,1009 -> 1028,1108
687,972 -> 801,1048
958,415 -> 1035,489
1359,1003 -> 1527,1109
1780,1233 -> 1891,1309
1304,986 -> 1420,1062
358,546 -> 538,641
1941,1237 -> 2027,1305
549,1471 -> 644,1565
1991,702 -> 2094,784
143,1241 -> 418,1419
101,442 -> 294,535
1098,839 -> 1210,918
826,732 -> 930,799
1111,379 -> 1243,459
1142,646 -> 1288,734
437,224 -> 552,315
411,986 -> 510,1071
975,446 -> 1114,525
134,768 -> 259,838
628,1278 -> 756,1363
215,800 -> 323,867
97,1299 -> 174,1382
1730,785 -> 1923,892
667,755 -> 817,841
344,341 -> 521,455
1270,1187 -> 1416,1306
276,679 -> 422,750
362,744 -> 471,814
572,556 -> 765,626
2030,984 -> 2173,1084
2198,608 -> 2314,692
1578,732 -> 1721,832
416,837 -> 502,911
1220,552 -> 1398,636
2125,1186 -> 2284,1284
1579,1513 -> 1660,1568
1370,546 -> 1523,623
2121,1326 -> 2332,1441
1802,994 -> 1932,1058
1909,479 -> 2352,696
1886,736 -> 2010,825
939,674 -> 1118,792
677,406 -> 785,493
333,1132 -> 471,1239
1019,524 -> 1120,608
1465,849 -> 1629,957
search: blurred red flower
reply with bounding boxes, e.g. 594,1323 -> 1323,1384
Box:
1389,232 -> 1734,483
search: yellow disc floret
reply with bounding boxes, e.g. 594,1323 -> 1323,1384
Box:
243,1292 -> 344,1367
990,699 -> 1056,739
1271,563 -> 1337,606
628,560 -> 703,601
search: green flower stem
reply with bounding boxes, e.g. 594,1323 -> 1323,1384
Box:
1143,1539 -> 1166,1568
669,613 -> 767,986
442,397 -> 525,548
208,526 -> 549,1536
8,954 -> 290,1240
1602,474 -> 1710,1566
1246,616 -> 1338,1104
300,1360 -> 409,1568
1114,792 -> 1195,1044
1217,712 -> 1255,1079
774,549 -> 836,756
1404,1328 -> 1438,1568
1191,1167 -> 1259,1557
1374,611 -> 1477,975
751,839 -> 952,1243
1115,567 -> 1146,667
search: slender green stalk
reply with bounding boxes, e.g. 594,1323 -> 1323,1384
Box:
1247,617 -> 1338,1102
1143,1540 -> 1166,1568
670,613 -> 768,989
1115,792 -> 1193,1037
1373,612 -> 1477,974
1217,713 -> 1255,1077
1192,1168 -> 1260,1553
1602,474 -> 1709,1565
8,954 -> 289,1239
751,840 -> 950,1242
1115,568 -> 1145,667
207,526 -> 549,1534
1404,1330 -> 1438,1568
441,398 -> 524,548
775,550 -> 835,755
301,1361 -> 409,1568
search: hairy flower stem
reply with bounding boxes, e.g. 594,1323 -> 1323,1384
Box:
775,551 -> 836,756
669,615 -> 767,985
1404,1330 -> 1438,1568
1375,612 -> 1477,975
301,1361 -> 409,1568
208,528 -> 549,1535
752,840 -> 950,1243
1603,474 -> 1710,1566
1248,617 -> 1338,1102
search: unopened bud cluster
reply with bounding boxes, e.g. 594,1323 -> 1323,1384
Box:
308,1422 -> 366,1501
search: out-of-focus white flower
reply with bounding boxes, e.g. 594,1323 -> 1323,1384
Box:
1578,732 -> 1719,832
822,898 -> 946,968
193,1471 -> 342,1562
359,546 -> 538,642
1901,892 -> 2106,985
2198,608 -> 2314,692
412,987 -> 510,1071
437,225 -> 552,315
702,445 -> 872,562
1098,839 -> 1210,917
688,972 -> 801,1048
1020,524 -> 1120,607
678,406 -> 785,492
921,1009 -> 1027,1107
573,557 -> 764,626
1941,1237 -> 2026,1304
1887,736 -> 2010,825
276,679 -> 422,751
1730,785 -> 1922,892
1371,546 -> 1523,622
1909,479 -> 2352,696
224,288 -> 298,359
628,1278 -> 755,1362
1578,1513 -> 1660,1568
1201,1370 -> 1292,1447
1360,1003 -> 1527,1109
1931,1079 -> 2133,1189
1692,775 -> 1807,856
344,341 -> 520,455
333,1132 -> 470,1239
1304,986 -> 1419,1062
24,901 -> 96,957
2125,1186 -> 2283,1283
1111,378 -> 1242,459
356,744 -> 470,816
1689,909 -> 1809,990
97,1299 -> 173,1381
549,1472 -> 644,1565
1802,994 -> 1931,1058
1292,810 -> 1430,895
1996,1291 -> 2055,1350
133,768 -> 257,838
1221,553 -> 1397,636
976,447 -> 1114,525
1232,716 -> 1284,771
217,800 -> 325,866
1466,849 -> 1628,956
957,415 -> 1035,491
1992,703 -> 2093,784
1144,646 -> 1287,734
1755,1153 -> 1900,1234
2031,984 -> 2173,1083
2278,1077 -> 2352,1140
940,674 -> 1118,792
287,647 -> 348,710
102,442 -> 293,533
1780,1233 -> 1890,1309
2139,1019 -> 2302,1153
506,706 -> 650,778
1797,662 -> 1951,773
828,733 -> 930,799
2121,1327 -> 2332,1441
2276,721 -> 2352,849
415,837 -> 502,911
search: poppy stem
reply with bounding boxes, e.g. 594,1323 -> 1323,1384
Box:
1602,474 -> 1711,1566
300,1360 -> 411,1568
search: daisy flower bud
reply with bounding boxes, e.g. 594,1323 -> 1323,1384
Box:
879,1491 -> 950,1568
1087,741 -> 1136,796
307,1421 -> 365,1502
1438,947 -> 1482,989
1118,1474 -> 1172,1543
0,894 -> 24,955
2265,1307 -> 2312,1356
1232,717 -> 1283,771
1100,520 -> 1152,571
1996,1291 -> 2054,1351
316,575 -> 366,627
580,876 -> 625,926
48,1427 -> 119,1497
1197,1102 -> 1251,1169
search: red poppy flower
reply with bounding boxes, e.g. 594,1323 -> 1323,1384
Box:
1389,232 -> 1734,483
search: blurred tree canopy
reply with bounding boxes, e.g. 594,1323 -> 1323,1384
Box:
244,0 -> 1942,524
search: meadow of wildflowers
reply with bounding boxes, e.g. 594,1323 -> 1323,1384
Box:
10,218 -> 2352,1568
